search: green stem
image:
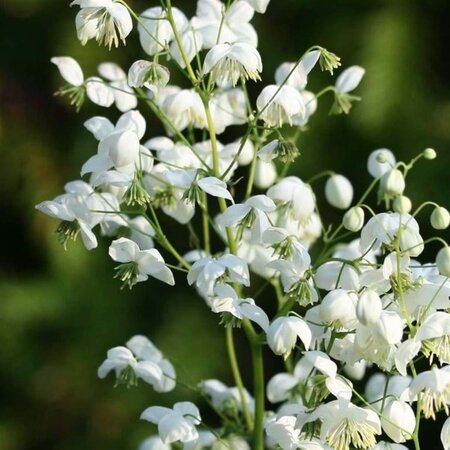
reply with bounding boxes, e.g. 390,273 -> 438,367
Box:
250,342 -> 265,450
225,327 -> 253,432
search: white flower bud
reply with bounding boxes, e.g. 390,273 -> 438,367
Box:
356,289 -> 382,326
381,400 -> 416,443
267,316 -> 312,356
436,247 -> 450,277
381,169 -> 405,196
320,289 -> 357,329
367,149 -> 396,178
423,148 -> 437,160
325,174 -> 354,209
431,206 -> 450,230
254,160 -> 277,189
393,195 -> 412,214
343,206 -> 365,232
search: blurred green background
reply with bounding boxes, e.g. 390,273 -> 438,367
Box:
1,0 -> 449,449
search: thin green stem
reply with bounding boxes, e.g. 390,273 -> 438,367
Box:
225,327 -> 253,432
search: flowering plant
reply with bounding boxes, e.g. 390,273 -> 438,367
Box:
37,1 -> 450,449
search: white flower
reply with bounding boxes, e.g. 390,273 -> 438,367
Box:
200,379 -> 254,412
320,289 -> 358,330
109,238 -> 175,287
267,316 -> 312,356
138,7 -> 188,56
81,111 -> 150,188
442,416 -> 450,450
409,366 -> 450,419
97,62 -> 137,112
128,61 -> 170,90
325,174 -> 354,210
415,311 -> 450,364
141,402 -> 201,445
274,51 -> 320,91
265,415 -> 300,450
267,241 -> 312,293
335,66 -> 366,93
71,0 -> 133,48
314,400 -> 381,450
381,399 -> 416,443
209,284 -> 269,331
203,42 -> 262,86
356,289 -> 382,326
187,254 -> 250,296
367,149 -> 396,178
256,85 -> 305,127
35,180 -> 118,250
360,213 -> 424,257
51,56 -> 115,108
169,27 -> 204,69
267,176 -> 315,224
98,335 -> 175,392
192,0 -> 257,49
161,88 -> 206,132
219,195 -> 275,243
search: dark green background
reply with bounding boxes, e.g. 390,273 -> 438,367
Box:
0,0 -> 449,449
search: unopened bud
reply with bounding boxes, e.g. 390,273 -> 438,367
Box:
381,169 -> 405,196
393,195 -> 412,214
423,148 -> 437,160
343,206 -> 365,232
325,174 -> 354,210
356,289 -> 382,326
431,206 -> 450,230
436,247 -> 450,277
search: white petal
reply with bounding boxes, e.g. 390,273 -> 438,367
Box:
198,176 -> 233,201
240,302 -> 269,331
86,77 -> 115,107
335,66 -> 366,93
84,116 -> 114,140
109,237 -> 139,262
51,56 -> 84,86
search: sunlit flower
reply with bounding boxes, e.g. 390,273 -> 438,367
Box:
71,0 -> 133,49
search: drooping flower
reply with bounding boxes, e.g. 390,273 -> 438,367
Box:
98,335 -> 175,392
409,366 -> 450,419
267,316 -> 312,357
109,238 -> 175,288
187,254 -> 250,296
203,42 -> 262,86
141,402 -> 201,446
219,195 -> 276,243
71,0 -> 133,49
256,85 -> 305,127
51,56 -> 114,109
314,399 -> 381,450
208,283 -> 269,331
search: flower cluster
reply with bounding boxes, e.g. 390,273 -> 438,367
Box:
37,0 -> 449,449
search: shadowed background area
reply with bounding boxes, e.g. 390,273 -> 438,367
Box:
0,0 -> 449,449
